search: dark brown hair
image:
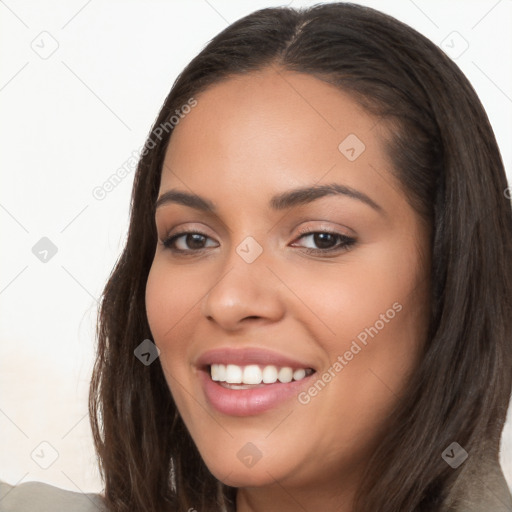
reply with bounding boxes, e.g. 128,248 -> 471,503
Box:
89,3 -> 512,511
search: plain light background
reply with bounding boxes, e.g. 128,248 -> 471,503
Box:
1,0 -> 511,495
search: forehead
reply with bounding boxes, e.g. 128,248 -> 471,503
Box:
160,67 -> 399,212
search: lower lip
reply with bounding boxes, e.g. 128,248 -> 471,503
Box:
199,370 -> 314,416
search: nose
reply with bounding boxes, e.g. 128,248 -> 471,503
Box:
200,253 -> 286,331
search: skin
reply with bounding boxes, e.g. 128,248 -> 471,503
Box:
145,66 -> 431,512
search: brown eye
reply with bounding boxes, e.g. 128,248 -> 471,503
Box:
312,233 -> 337,249
292,231 -> 356,254
183,233 -> 208,249
163,232 -> 218,252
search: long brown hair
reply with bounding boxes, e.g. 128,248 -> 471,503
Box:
89,3 -> 512,511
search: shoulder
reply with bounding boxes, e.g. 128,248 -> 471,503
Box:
0,480 -> 106,512
452,459 -> 512,512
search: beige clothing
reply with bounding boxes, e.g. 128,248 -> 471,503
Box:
0,481 -> 106,512
1,469 -> 511,511
451,458 -> 512,511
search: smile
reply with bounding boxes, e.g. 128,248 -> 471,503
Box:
197,348 -> 317,416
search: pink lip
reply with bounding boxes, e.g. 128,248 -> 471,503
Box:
195,347 -> 316,416
199,370 -> 315,416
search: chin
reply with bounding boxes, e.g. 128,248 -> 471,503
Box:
209,464 -> 278,488
198,444 -> 301,489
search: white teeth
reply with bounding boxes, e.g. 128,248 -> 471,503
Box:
278,367 -> 293,383
293,368 -> 306,381
217,364 -> 226,382
262,365 -> 278,384
210,364 -> 311,385
243,365 -> 263,385
211,364 -> 226,382
225,364 -> 242,384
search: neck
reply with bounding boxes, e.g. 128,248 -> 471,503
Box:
235,471 -> 359,512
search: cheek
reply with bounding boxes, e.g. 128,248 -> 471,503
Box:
290,270 -> 425,456
145,262 -> 201,411
287,240 -> 427,398
145,262 -> 171,340
289,245 -> 419,342
145,260 -> 199,358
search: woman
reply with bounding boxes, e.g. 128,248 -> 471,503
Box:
3,3 -> 511,511
92,3 -> 512,511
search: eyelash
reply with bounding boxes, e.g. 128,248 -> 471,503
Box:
161,228 -> 356,257
162,231 -> 216,254
294,227 -> 356,255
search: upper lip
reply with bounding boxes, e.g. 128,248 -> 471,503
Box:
196,347 -> 316,371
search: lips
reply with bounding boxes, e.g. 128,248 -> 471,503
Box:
196,348 -> 317,416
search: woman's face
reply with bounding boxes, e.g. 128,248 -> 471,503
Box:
146,67 -> 430,499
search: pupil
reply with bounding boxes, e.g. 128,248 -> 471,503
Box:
314,233 -> 336,249
187,233 -> 206,249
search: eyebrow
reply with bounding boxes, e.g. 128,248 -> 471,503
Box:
155,183 -> 383,214
270,183 -> 383,213
155,190 -> 215,212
